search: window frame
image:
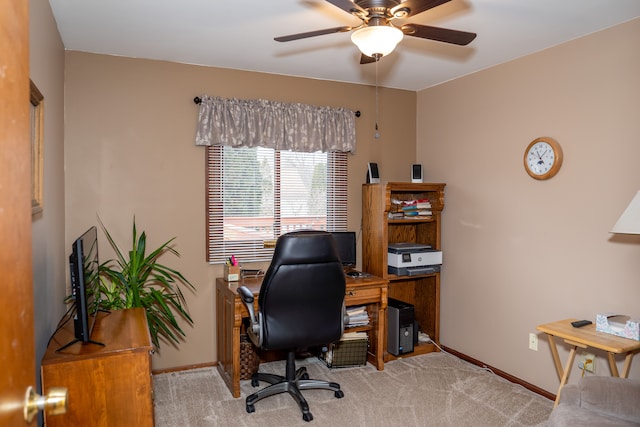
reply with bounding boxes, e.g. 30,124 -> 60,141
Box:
205,145 -> 348,264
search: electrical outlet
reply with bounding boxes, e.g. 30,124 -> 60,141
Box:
578,353 -> 596,373
529,333 -> 538,351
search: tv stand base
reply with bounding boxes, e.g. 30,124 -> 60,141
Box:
56,337 -> 105,353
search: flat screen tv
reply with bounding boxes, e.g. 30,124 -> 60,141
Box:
330,231 -> 357,268
58,226 -> 104,351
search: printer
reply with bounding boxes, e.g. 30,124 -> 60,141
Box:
388,242 -> 442,276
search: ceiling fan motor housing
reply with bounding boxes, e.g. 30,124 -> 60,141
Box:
275,0 -> 477,59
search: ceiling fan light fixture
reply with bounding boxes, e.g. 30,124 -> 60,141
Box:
351,25 -> 404,58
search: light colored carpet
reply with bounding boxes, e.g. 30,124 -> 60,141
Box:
153,352 -> 553,426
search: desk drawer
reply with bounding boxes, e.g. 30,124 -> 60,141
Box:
345,286 -> 381,305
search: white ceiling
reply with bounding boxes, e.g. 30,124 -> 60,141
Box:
48,0 -> 640,91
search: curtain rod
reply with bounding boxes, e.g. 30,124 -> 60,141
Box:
193,96 -> 361,117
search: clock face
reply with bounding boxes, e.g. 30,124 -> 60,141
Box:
526,141 -> 555,175
524,137 -> 563,180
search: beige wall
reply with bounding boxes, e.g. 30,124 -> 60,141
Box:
63,52 -> 416,369
417,18 -> 640,393
29,0 -> 66,394
45,8 -> 640,394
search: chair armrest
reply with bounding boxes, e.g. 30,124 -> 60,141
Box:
238,286 -> 262,347
342,302 -> 348,332
238,286 -> 256,321
557,384 -> 580,406
238,286 -> 254,304
577,377 -> 640,423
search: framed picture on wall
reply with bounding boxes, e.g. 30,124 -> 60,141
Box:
30,79 -> 44,215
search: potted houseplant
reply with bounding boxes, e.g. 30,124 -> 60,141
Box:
98,217 -> 195,349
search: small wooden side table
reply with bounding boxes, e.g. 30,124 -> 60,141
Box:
537,318 -> 640,406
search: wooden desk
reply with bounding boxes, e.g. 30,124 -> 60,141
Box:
41,308 -> 154,426
537,318 -> 640,406
216,274 -> 388,398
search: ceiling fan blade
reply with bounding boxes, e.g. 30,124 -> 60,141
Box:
325,0 -> 367,16
391,0 -> 451,18
402,23 -> 477,45
360,54 -> 377,65
274,26 -> 354,42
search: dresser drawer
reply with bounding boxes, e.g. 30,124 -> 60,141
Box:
345,286 -> 382,305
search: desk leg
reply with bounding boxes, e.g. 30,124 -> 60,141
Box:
230,324 -> 242,398
621,352 -> 635,378
375,306 -> 385,370
216,286 -> 243,398
607,353 -> 620,377
547,335 -> 564,382
606,348 -> 640,378
554,345 -> 578,407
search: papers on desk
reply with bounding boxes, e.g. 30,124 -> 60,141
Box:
346,306 -> 369,328
341,331 -> 368,340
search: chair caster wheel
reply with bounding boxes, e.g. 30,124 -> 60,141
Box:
335,390 -> 344,398
251,378 -> 260,387
303,412 -> 313,422
246,404 -> 255,413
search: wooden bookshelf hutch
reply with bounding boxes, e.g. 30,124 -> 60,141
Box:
362,182 -> 445,361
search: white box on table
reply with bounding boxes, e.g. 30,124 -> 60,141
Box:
595,313 -> 640,341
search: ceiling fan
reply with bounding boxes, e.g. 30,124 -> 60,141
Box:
275,0 -> 477,64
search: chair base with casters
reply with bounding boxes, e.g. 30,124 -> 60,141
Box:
238,230 -> 348,422
245,351 -> 344,422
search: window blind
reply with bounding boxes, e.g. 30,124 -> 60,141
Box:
206,146 -> 348,264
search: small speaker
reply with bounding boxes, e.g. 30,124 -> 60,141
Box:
411,164 -> 423,183
367,162 -> 380,184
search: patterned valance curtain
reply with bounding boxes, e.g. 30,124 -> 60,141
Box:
194,95 -> 356,153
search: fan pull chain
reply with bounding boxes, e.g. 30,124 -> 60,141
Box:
374,58 -> 380,139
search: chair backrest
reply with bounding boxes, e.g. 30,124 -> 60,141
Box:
258,230 -> 346,351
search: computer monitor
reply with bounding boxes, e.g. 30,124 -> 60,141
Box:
58,226 -> 105,351
330,231 -> 356,268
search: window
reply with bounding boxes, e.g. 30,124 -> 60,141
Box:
206,145 -> 348,263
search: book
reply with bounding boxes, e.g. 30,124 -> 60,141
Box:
341,331 -> 368,340
347,306 -> 366,315
346,306 -> 369,327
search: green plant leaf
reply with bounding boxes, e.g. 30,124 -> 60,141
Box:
97,216 -> 195,349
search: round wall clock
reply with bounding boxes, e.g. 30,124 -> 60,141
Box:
524,137 -> 563,180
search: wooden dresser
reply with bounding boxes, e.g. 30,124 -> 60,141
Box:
41,308 -> 154,426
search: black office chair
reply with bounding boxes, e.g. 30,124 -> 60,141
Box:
238,230 -> 347,422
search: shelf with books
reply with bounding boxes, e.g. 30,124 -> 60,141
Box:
345,324 -> 374,334
346,305 -> 370,328
388,218 -> 436,224
389,197 -> 433,220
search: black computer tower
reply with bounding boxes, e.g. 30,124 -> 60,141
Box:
387,298 -> 415,356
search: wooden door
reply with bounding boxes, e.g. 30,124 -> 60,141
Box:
0,1 -> 38,425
